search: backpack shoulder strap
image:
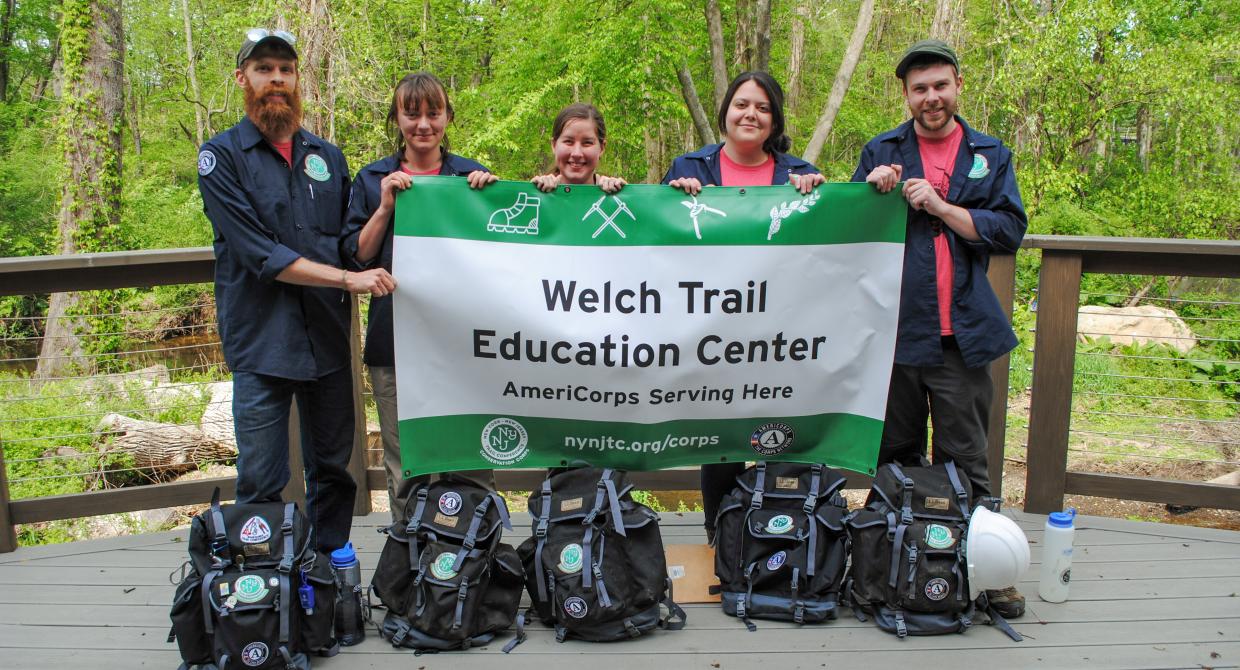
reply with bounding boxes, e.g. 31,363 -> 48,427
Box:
943,461 -> 971,520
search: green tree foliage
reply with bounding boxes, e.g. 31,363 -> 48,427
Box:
0,0 -> 1233,253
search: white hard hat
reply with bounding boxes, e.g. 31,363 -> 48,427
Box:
966,506 -> 1031,599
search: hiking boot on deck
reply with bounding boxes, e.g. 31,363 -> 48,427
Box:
986,586 -> 1026,619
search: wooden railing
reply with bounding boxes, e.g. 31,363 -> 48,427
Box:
0,236 -> 1237,552
1019,236 -> 1240,513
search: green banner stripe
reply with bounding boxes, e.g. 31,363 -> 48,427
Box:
395,178 -> 907,247
398,413 -> 882,478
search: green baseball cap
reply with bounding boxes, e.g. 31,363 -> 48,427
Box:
895,39 -> 959,79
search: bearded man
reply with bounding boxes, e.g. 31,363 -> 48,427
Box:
197,30 -> 395,551
852,40 -> 1028,617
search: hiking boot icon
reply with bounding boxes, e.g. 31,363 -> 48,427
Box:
487,192 -> 541,235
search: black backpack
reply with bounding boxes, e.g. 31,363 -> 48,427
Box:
516,468 -> 686,642
370,475 -> 525,651
845,461 -> 1020,640
168,491 -> 339,669
713,462 -> 850,629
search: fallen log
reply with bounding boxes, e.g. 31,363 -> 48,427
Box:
96,412 -> 235,480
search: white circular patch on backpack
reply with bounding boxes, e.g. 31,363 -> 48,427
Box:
925,577 -> 950,601
439,491 -> 463,516
766,514 -> 795,534
766,551 -> 788,571
564,596 -> 589,619
241,641 -> 269,666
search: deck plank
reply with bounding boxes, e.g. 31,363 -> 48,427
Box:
0,510 -> 1235,669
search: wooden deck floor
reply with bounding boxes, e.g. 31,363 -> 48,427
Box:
0,510 -> 1237,669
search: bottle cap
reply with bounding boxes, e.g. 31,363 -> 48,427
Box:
1047,508 -> 1076,528
330,542 -> 357,567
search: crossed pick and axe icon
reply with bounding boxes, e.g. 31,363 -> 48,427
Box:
582,195 -> 635,238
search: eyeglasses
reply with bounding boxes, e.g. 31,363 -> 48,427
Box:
245,28 -> 296,46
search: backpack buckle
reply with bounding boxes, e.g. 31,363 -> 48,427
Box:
535,519 -> 548,538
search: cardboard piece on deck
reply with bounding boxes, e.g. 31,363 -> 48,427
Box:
665,543 -> 720,603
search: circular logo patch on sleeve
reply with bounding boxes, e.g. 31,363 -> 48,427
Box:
197,150 -> 217,176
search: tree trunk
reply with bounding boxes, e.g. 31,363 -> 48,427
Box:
677,63 -> 716,146
752,0 -> 772,72
295,0 -> 333,137
36,0 -> 125,381
929,0 -> 963,43
1037,0 -> 1053,16
32,36 -> 60,102
180,0 -> 204,146
641,16 -> 661,184
1137,106 -> 1152,172
733,0 -> 754,72
0,0 -> 15,102
802,0 -> 875,164
705,0 -> 728,113
786,1 -> 809,111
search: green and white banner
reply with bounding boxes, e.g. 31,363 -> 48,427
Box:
392,178 -> 906,478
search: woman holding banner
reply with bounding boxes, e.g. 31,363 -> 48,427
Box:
531,102 -> 626,193
662,71 -> 824,543
340,72 -> 495,523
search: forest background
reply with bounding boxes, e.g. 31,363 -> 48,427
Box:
0,0 -> 1236,542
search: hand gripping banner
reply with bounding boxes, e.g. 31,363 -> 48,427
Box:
392,178 -> 906,478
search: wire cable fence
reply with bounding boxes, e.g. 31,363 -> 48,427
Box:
0,292 -> 234,501
1028,282 -> 1240,478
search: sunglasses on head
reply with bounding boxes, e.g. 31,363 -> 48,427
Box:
245,28 -> 296,46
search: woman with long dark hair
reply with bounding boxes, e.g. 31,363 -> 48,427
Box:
662,71 -> 824,542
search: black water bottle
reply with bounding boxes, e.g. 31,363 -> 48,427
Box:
330,542 -> 365,646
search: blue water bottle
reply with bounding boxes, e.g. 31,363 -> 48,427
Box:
330,543 -> 365,646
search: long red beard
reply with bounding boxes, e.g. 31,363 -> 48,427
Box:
245,82 -> 303,139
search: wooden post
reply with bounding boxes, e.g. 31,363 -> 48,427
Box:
985,253 -> 1018,500
281,397 -> 308,509
0,442 -> 18,553
1024,251 -> 1082,514
347,295 -> 372,515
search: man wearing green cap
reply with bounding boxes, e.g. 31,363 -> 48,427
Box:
852,39 -> 1028,618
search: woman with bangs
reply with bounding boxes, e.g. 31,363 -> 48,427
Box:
662,71 -> 824,544
341,72 -> 494,521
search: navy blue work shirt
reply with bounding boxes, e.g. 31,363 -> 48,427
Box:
851,116 -> 1027,369
340,151 -> 488,367
660,143 -> 819,186
197,117 -> 353,381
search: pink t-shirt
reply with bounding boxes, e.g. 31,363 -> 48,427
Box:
271,140 -> 293,167
917,123 -> 964,336
719,148 -> 775,186
400,165 -> 440,176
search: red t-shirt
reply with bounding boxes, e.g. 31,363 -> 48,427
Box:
400,165 -> 440,176
271,140 -> 293,167
917,123 -> 964,336
719,148 -> 775,186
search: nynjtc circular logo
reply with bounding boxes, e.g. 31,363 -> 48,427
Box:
750,422 -> 794,456
480,418 -> 529,466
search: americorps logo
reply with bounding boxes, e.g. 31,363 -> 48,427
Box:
480,417 -> 529,465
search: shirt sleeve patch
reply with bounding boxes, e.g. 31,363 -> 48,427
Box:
198,150 -> 217,176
